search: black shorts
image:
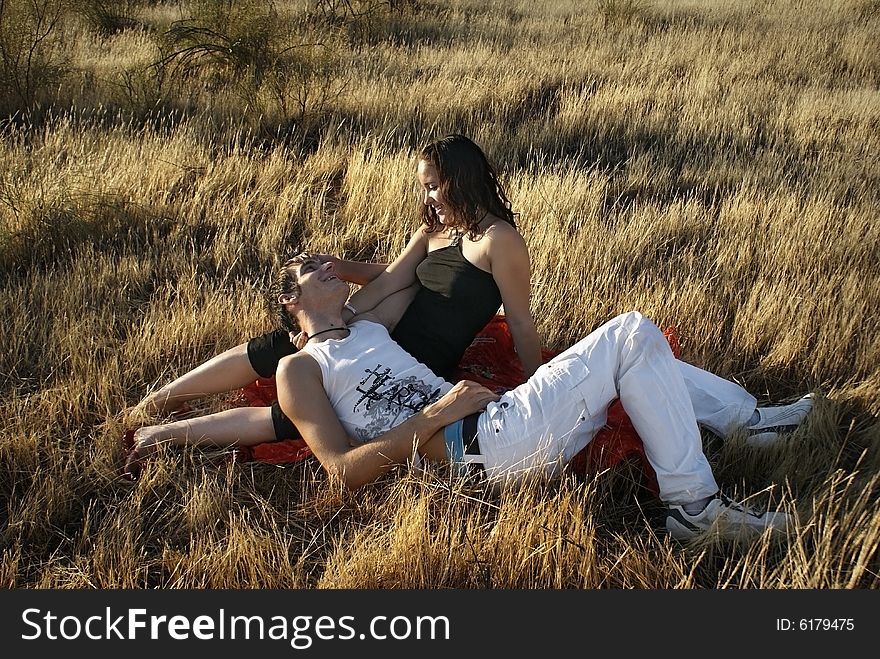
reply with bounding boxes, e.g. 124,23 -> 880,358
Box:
247,329 -> 300,440
246,328 -> 297,378
271,401 -> 299,440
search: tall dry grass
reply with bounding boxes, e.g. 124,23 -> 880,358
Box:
0,0 -> 878,588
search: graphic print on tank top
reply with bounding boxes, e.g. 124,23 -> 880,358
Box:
352,364 -> 444,442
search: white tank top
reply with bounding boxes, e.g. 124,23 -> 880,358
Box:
302,320 -> 453,443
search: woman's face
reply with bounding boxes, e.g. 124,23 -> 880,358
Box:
417,160 -> 452,225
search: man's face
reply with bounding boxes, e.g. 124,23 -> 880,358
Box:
293,254 -> 349,307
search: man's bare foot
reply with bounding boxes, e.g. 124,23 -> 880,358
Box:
138,390 -> 176,418
137,390 -> 194,421
122,427 -> 162,481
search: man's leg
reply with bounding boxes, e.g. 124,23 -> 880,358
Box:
139,343 -> 262,416
588,313 -> 792,538
677,361 -> 815,445
477,312 -> 791,540
125,406 -> 277,479
477,311 -> 718,504
586,312 -> 720,506
676,360 -> 756,437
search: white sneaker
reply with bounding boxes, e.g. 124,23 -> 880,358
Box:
665,493 -> 791,540
747,393 -> 815,447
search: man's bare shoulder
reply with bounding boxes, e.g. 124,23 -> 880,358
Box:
278,350 -> 322,382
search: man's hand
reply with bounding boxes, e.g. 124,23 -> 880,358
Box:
425,380 -> 501,427
290,331 -> 309,350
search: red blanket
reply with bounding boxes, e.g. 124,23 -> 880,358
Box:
229,316 -> 674,495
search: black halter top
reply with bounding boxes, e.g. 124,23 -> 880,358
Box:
391,240 -> 502,380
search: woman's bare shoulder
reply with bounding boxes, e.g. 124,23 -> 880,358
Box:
484,218 -> 526,248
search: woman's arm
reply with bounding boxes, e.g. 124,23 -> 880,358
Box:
488,228 -> 543,377
343,228 -> 429,317
358,283 -> 420,333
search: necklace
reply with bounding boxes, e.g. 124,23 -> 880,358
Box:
450,212 -> 490,245
308,326 -> 350,341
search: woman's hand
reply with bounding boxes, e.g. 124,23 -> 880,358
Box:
315,254 -> 388,286
315,254 -> 341,268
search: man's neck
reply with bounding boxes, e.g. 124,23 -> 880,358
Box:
301,311 -> 347,340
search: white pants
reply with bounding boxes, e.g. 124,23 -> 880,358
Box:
476,311 -> 721,505
678,360 -> 756,437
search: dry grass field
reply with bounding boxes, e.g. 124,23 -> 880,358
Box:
0,0 -> 878,589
